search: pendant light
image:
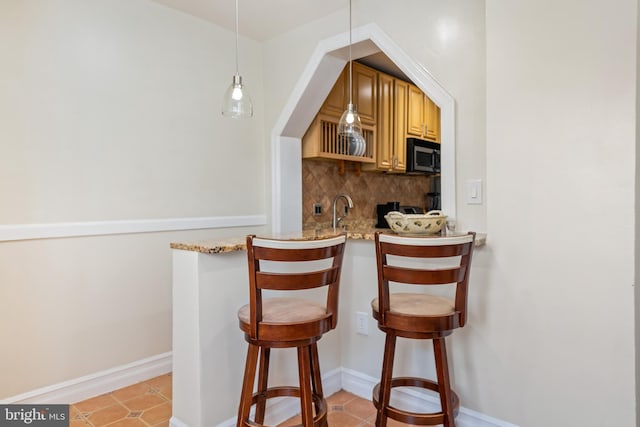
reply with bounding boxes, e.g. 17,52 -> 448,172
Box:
222,0 -> 253,118
338,0 -> 364,155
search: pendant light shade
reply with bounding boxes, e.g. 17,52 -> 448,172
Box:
222,0 -> 253,118
337,103 -> 362,140
338,0 -> 364,155
222,74 -> 253,118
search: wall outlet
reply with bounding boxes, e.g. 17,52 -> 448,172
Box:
313,203 -> 322,216
356,312 -> 369,335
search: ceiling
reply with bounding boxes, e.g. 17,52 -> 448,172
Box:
150,0 -> 347,41
149,0 -> 409,80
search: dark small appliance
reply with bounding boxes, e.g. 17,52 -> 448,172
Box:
376,201 -> 400,228
399,206 -> 424,214
406,138 -> 441,175
425,175 -> 441,211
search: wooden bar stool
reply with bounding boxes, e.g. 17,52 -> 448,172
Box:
236,234 -> 347,427
371,231 -> 476,427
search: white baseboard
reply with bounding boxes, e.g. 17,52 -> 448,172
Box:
320,367 -> 343,397
1,352 -> 172,404
340,368 -> 518,427
170,415 -> 190,427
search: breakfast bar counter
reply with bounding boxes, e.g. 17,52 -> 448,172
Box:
170,228 -> 486,427
170,226 -> 486,254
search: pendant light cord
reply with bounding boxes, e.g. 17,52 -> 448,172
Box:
234,0 -> 239,75
348,0 -> 353,105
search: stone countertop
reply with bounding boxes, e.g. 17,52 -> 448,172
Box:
170,226 -> 486,254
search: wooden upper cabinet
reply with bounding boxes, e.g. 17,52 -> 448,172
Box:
407,84 -> 426,137
364,74 -> 407,173
424,96 -> 440,142
406,83 -> 441,142
351,62 -> 377,125
320,67 -> 347,118
374,73 -> 394,170
319,62 -> 377,125
393,80 -> 407,170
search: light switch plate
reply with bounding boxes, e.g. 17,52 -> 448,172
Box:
466,179 -> 483,205
356,312 -> 369,335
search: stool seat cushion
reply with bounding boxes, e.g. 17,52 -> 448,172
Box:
238,298 -> 327,325
371,293 -> 455,317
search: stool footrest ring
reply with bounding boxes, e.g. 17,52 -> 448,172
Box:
240,386 -> 327,427
372,377 -> 460,426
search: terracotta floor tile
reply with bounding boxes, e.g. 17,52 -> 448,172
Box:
111,382 -> 154,402
140,402 -> 171,425
74,393 -> 119,413
69,420 -> 90,427
144,374 -> 171,392
88,403 -> 129,426
120,394 -> 166,412
364,410 -> 377,423
276,414 -> 301,427
326,390 -> 358,406
152,421 -> 170,427
158,386 -> 172,400
385,418 -> 420,427
104,418 -> 149,427
69,405 -> 82,420
344,397 -> 377,421
327,411 -> 363,427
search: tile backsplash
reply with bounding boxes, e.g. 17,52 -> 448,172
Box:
302,160 -> 431,228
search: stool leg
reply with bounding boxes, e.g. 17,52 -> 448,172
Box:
237,343 -> 260,427
309,343 -> 324,398
309,343 -> 327,427
375,333 -> 397,427
297,345 -> 314,426
254,348 -> 271,424
433,338 -> 455,427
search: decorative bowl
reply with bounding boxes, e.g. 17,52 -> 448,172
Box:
384,210 -> 447,235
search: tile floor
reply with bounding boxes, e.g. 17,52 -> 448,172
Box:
71,374 -> 390,427
280,389 -> 377,426
71,374 -> 172,427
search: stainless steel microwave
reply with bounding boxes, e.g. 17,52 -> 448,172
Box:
406,138 -> 441,175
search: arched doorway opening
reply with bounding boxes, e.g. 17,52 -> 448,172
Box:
270,23 -> 455,233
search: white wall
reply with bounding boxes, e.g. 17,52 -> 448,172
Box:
0,0 -> 266,223
486,0 -> 636,425
0,0 -> 267,398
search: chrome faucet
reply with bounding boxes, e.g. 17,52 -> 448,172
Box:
332,194 -> 354,230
